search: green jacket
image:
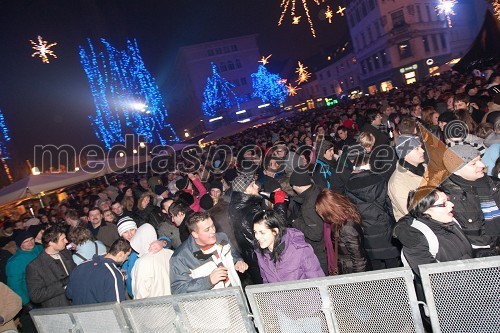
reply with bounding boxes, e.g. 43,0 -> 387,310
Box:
6,245 -> 43,304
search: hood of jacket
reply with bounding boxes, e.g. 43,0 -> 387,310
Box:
130,223 -> 157,256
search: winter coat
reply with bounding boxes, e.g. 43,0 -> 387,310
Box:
87,221 -> 120,250
170,232 -> 242,294
72,240 -> 106,266
255,228 -> 324,283
345,170 -> 400,260
289,184 -> 328,274
26,250 -> 76,308
209,199 -> 240,253
65,255 -> 126,305
394,215 -> 473,277
388,163 -> 424,222
0,282 -> 22,333
312,158 -> 350,194
361,123 -> 389,148
228,191 -> 263,283
335,221 -> 368,274
440,175 -> 500,248
6,245 -> 43,305
130,224 -> 173,299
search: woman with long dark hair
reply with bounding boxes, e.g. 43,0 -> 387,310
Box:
315,189 -> 367,275
253,210 -> 324,283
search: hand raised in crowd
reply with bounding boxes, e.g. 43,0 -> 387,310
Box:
148,240 -> 165,253
234,260 -> 248,273
209,266 -> 228,285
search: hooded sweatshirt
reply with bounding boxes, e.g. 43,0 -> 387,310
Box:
130,224 -> 173,299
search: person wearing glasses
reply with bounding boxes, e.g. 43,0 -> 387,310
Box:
393,187 -> 472,277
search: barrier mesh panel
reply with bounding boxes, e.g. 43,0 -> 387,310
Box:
33,313 -> 74,333
123,303 -> 177,333
428,266 -> 500,333
253,287 -> 328,333
328,277 -> 417,333
74,310 -> 123,333
178,295 -> 248,333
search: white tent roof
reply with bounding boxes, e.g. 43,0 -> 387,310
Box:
0,156 -> 149,207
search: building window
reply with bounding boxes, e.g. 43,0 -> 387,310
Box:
319,73 -> 323,80
327,70 -> 331,78
215,47 -> 222,55
323,87 -> 327,96
208,49 -> 214,56
367,26 -> 373,43
227,60 -> 235,70
220,62 -> 227,72
425,5 -> 432,22
367,58 -> 373,72
336,66 -> 340,74
223,46 -> 230,53
422,36 -> 430,52
381,51 -> 388,66
231,45 -> 238,52
241,77 -> 247,85
361,3 -> 367,17
416,5 -> 422,22
431,34 -> 439,51
361,60 -> 367,74
368,0 -> 375,11
398,40 -> 413,59
391,10 -> 406,28
440,33 -> 447,49
373,55 -> 380,69
235,59 -> 242,68
361,32 -> 367,48
349,15 -> 355,27
356,9 -> 361,23
374,22 -> 381,38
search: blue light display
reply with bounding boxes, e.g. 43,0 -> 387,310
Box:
79,39 -> 179,149
251,64 -> 288,106
0,108 -> 11,159
202,63 -> 237,117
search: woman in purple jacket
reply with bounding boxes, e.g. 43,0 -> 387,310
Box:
253,210 -> 325,283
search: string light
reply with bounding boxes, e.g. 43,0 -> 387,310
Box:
295,61 -> 311,84
79,39 -> 178,149
435,0 -> 457,27
30,36 -> 57,64
336,5 -> 346,16
251,64 -> 288,106
0,108 -> 13,182
325,6 -> 333,23
258,54 -> 272,65
202,63 -> 238,117
286,83 -> 301,96
278,0 -> 320,37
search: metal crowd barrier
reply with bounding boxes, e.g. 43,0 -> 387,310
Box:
245,267 -> 425,333
29,257 -> 500,333
419,256 -> 500,333
30,287 -> 255,333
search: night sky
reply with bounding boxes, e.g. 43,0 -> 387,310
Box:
0,0 -> 348,172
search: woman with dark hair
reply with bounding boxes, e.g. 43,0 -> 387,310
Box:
315,189 -> 367,275
253,210 -> 324,283
393,187 -> 472,277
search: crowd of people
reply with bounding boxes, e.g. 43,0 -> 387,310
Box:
0,66 -> 499,332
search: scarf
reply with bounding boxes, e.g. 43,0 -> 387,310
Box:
399,159 -> 425,177
323,222 -> 338,275
450,175 -> 500,236
316,159 -> 332,189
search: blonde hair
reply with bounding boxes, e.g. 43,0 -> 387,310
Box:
357,132 -> 375,149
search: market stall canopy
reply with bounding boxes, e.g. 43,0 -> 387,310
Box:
0,156 -> 149,207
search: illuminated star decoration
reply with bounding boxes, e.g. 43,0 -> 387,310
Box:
286,83 -> 301,96
435,0 -> 457,27
30,36 -> 57,64
259,54 -> 272,65
336,5 -> 346,16
295,61 -> 311,84
278,0 -> 321,37
325,6 -> 333,23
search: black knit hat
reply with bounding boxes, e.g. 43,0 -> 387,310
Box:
289,171 -> 312,187
209,181 -> 223,192
199,194 -> 214,211
176,177 -> 189,191
15,231 -> 33,248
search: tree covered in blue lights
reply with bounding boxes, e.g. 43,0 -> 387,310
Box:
202,63 -> 237,117
79,39 -> 179,149
251,64 -> 287,106
0,108 -> 11,160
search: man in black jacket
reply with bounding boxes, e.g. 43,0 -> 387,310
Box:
440,144 -> 500,256
26,225 -> 76,308
289,171 -> 328,274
